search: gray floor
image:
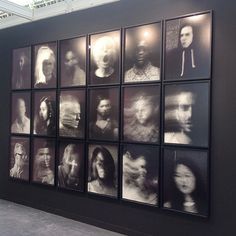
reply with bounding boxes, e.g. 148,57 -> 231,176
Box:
0,199 -> 125,236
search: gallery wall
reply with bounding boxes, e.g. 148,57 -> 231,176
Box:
0,0 -> 236,235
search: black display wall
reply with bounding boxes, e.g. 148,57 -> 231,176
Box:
0,0 -> 236,235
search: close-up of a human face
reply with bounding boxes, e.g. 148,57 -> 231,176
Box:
134,99 -> 153,125
93,36 -> 116,70
39,101 -> 48,121
16,99 -> 26,119
135,40 -> 150,67
42,55 -> 54,80
180,26 -> 193,49
19,56 -> 25,70
65,149 -> 80,176
174,164 -> 196,195
135,156 -> 147,186
176,92 -> 194,132
97,99 -> 111,118
95,152 -> 106,179
38,147 -> 51,168
64,51 -> 78,70
14,144 -> 27,167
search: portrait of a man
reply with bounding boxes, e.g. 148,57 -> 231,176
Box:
89,30 -> 120,85
11,92 -> 31,134
124,22 -> 161,83
12,47 -> 31,89
164,83 -> 209,147
123,86 -> 160,143
59,90 -> 85,138
34,42 -> 57,88
165,13 -> 212,80
32,138 -> 55,185
10,137 -> 30,181
89,87 -> 119,141
60,37 -> 86,87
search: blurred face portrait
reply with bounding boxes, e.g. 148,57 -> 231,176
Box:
93,36 -> 116,70
180,26 -> 193,49
176,92 -> 194,132
64,51 -> 78,70
42,55 -> 55,80
39,101 -> 48,121
135,156 -> 147,186
174,164 -> 196,195
14,143 -> 28,167
97,99 -> 111,118
37,147 -> 51,168
135,40 -> 150,67
16,98 -> 26,119
19,55 -> 25,70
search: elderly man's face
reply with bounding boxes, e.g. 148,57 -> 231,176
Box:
176,92 -> 194,132
16,99 -> 26,119
180,26 -> 193,48
14,144 -> 27,167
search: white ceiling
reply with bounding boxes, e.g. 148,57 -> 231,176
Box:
0,0 -> 120,29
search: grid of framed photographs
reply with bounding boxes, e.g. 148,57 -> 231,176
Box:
9,10 -> 212,217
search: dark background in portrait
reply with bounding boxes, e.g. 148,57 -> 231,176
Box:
31,138 -> 55,185
89,30 -> 120,85
60,36 -> 86,87
164,82 -> 209,147
122,144 -> 159,201
88,143 -> 118,192
59,89 -> 85,138
10,136 -> 30,181
11,47 -> 31,89
165,13 -> 212,80
33,90 -> 56,136
124,22 -> 161,74
11,92 -> 31,131
163,148 -> 208,216
0,1 -> 236,236
33,42 -> 57,88
123,85 -> 160,143
58,140 -> 85,191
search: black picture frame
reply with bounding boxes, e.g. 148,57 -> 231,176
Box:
164,11 -> 212,81
60,36 -> 87,87
162,147 -> 209,217
87,142 -> 119,198
89,29 -> 121,86
123,22 -> 162,84
33,41 -> 57,89
11,46 -> 31,90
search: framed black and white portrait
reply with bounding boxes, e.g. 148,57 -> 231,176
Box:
58,140 -> 85,191
89,30 -> 120,85
12,46 -> 31,90
165,12 -> 212,80
123,85 -> 160,143
88,87 -> 119,141
162,148 -> 209,217
122,144 -> 159,206
124,22 -> 161,83
164,82 -> 209,147
10,136 -> 30,181
87,143 -> 118,198
33,42 -> 57,88
11,92 -> 31,134
59,89 -> 85,138
60,36 -> 86,87
33,90 -> 56,136
31,137 -> 55,186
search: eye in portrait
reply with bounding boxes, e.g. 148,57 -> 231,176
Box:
33,42 -> 57,88
10,137 -> 30,181
59,89 -> 85,138
165,12 -> 212,80
122,144 -> 159,205
164,82 -> 209,147
32,138 -> 55,185
163,148 -> 209,216
87,144 -> 118,198
12,47 -> 31,89
123,85 -> 160,143
60,36 -> 86,87
33,91 -> 56,136
11,92 -> 31,134
124,22 -> 161,83
89,30 -> 120,85
58,141 -> 84,191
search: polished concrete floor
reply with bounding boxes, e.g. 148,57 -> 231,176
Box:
0,199 -> 124,236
